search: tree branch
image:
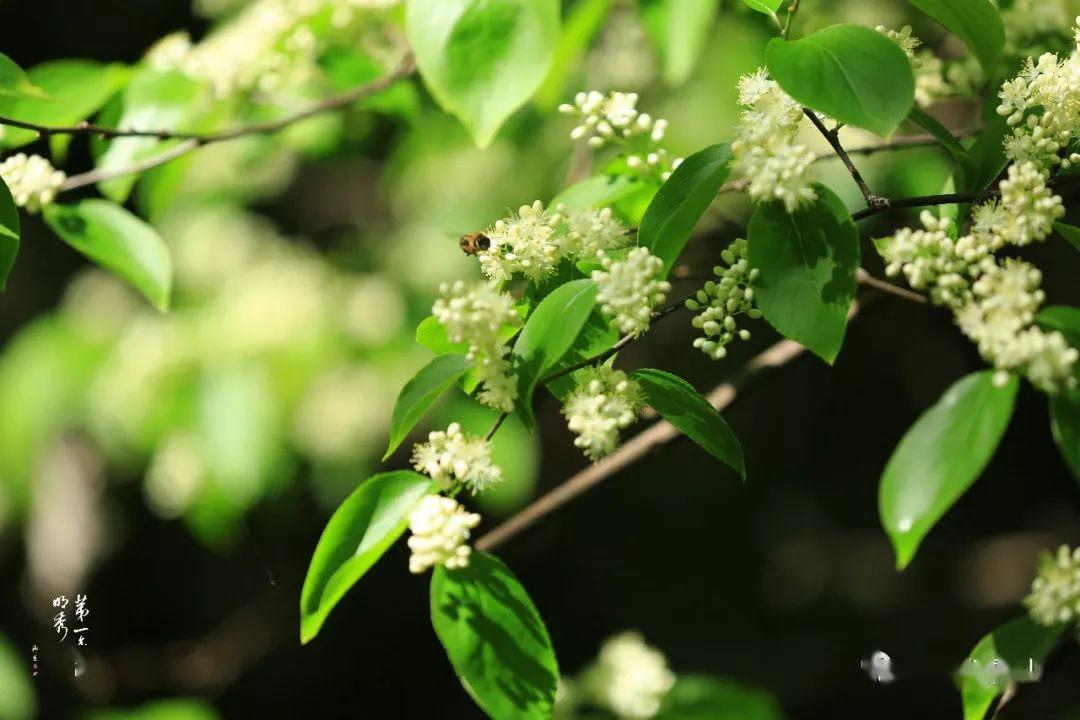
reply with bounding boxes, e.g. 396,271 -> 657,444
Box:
48,54 -> 416,192
803,108 -> 888,209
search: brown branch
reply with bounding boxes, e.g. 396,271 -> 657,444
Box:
855,268 -> 927,304
803,108 -> 888,209
54,54 -> 416,192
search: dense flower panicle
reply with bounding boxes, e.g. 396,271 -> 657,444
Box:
731,68 -> 817,212
559,90 -> 682,180
0,153 -> 65,213
561,207 -> 632,259
579,632 -> 676,719
478,201 -> 563,283
879,212 -> 987,308
562,366 -> 643,461
432,280 -> 521,411
973,162 -> 1065,247
686,239 -> 762,360
592,247 -> 671,336
1024,545 -> 1080,625
406,495 -> 481,574
410,422 -> 502,494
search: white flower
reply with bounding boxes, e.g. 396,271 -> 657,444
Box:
406,495 -> 481,574
972,162 -> 1064,247
478,201 -> 563,283
579,632 -> 676,719
686,238 -> 762,360
561,207 -> 631,259
592,247 -> 671,336
433,280 -> 521,411
1025,545 -> 1080,625
878,212 -> 987,309
145,31 -> 193,71
731,68 -> 817,212
0,153 -> 65,213
562,366 -> 643,461
411,422 -> 502,494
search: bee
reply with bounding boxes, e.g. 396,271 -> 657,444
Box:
459,232 -> 491,256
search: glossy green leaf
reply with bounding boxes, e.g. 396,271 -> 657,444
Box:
957,616 -> 1065,720
44,199 -> 172,311
0,60 -> 129,149
551,174 -> 645,214
95,69 -> 203,202
405,0 -> 560,147
632,368 -> 745,477
639,143 -> 732,275
0,177 -> 18,290
430,552 -> 558,719
384,354 -> 471,460
880,371 -> 1018,569
639,0 -> 718,86
1050,390 -> 1080,484
301,471 -> 433,643
747,184 -> 859,363
544,309 -> 620,401
959,104 -> 1009,194
512,279 -> 597,428
1037,305 -> 1080,350
910,0 -> 1004,76
766,24 -> 915,137
1054,222 -> 1080,253
0,633 -> 35,720
656,675 -> 784,720
908,107 -> 968,165
741,0 -> 784,16
0,53 -> 46,100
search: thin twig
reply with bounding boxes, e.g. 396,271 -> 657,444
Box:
783,0 -> 802,39
803,108 -> 888,209
52,54 -> 416,192
855,268 -> 926,304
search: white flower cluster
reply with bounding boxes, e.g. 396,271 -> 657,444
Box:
0,153 -> 65,213
562,206 -> 632,259
731,68 -> 817,212
559,91 -> 682,181
411,422 -> 502,494
592,247 -> 671,336
685,239 -> 762,360
406,494 -> 481,574
432,281 -> 521,411
972,162 -> 1065,247
562,366 -> 643,461
879,208 -> 1077,393
996,31 -> 1080,169
578,632 -> 676,719
478,201 -> 563,283
1024,545 -> 1080,626
876,25 -> 953,108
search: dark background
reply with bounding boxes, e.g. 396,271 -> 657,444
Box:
1,2 -> 1079,718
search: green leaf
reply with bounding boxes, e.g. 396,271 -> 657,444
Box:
632,368 -> 745,477
957,616 -> 1065,720
766,24 -> 915,137
405,0 -> 560,147
385,354 -> 471,460
44,199 -> 172,311
0,53 -> 46,100
544,309 -> 620,401
1054,222 -> 1080,253
741,0 -> 784,16
512,278 -> 597,428
300,471 -> 433,643
959,103 -> 1009,194
639,0 -> 718,86
535,0 -> 612,109
1050,390 -> 1080,484
910,0 -> 1004,76
908,107 -> 969,165
0,60 -> 129,150
0,177 -> 19,290
879,371 -> 1018,569
87,699 -> 220,720
0,633 -> 35,720
430,551 -> 558,719
656,675 -> 784,720
1037,305 -> 1080,350
747,184 -> 859,363
551,174 -> 645,214
95,69 -> 203,202
639,143 -> 733,276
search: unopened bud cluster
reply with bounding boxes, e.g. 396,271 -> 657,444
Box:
559,90 -> 682,181
592,247 -> 671,336
410,422 -> 502,494
406,494 -> 481,574
432,281 -> 521,411
1024,545 -> 1080,626
685,239 -> 762,360
576,632 -> 676,719
972,162 -> 1064,247
0,153 -> 65,213
562,366 -> 643,461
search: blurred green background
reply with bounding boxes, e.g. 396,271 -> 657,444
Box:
0,0 -> 1079,717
